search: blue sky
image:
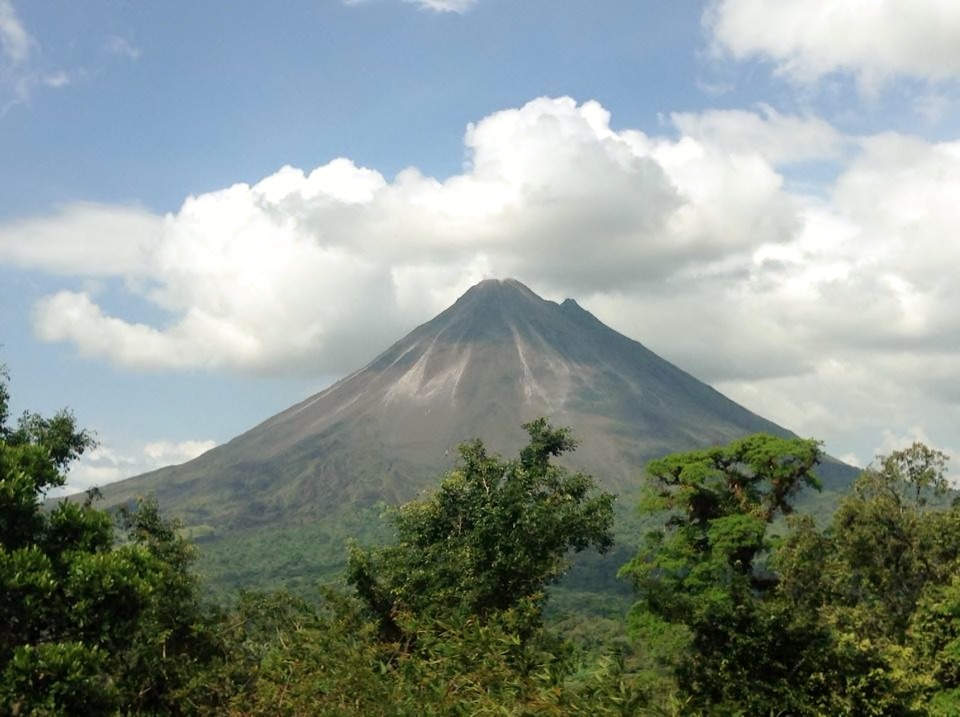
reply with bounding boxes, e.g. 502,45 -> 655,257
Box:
2,0 -> 960,489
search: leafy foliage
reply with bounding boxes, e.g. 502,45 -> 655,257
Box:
0,369 -> 228,715
225,588 -> 654,717
620,437 -> 960,714
620,434 -> 827,713
222,421 -> 644,715
772,442 -> 960,713
347,419 -> 615,641
10,366 -> 960,716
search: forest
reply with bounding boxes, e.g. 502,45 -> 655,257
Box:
4,370 -> 960,716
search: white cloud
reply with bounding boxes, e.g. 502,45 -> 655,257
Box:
0,202 -> 164,275
0,0 -> 71,113
42,71 -> 69,88
582,125 -> 960,466
706,0 -> 960,90
57,439 -> 216,495
6,97 -> 960,467
143,439 -> 217,465
105,35 -> 140,60
0,3 -> 136,114
404,0 -> 477,12
0,0 -> 32,65
0,0 -> 34,109
670,105 -> 847,165
7,98 -> 802,374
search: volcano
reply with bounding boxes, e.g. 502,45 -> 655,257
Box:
98,278 -> 855,539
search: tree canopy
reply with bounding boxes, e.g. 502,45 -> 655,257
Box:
347,418 -> 615,641
0,368 -> 226,715
8,363 -> 960,715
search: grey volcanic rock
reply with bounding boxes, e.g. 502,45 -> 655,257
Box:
99,279 -> 855,529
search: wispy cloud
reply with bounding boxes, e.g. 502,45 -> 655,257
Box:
0,0 -> 72,114
0,0 -> 34,110
105,35 -> 140,61
42,70 -> 69,88
0,0 -> 32,65
0,3 -> 136,115
345,0 -> 477,15
403,0 -> 477,13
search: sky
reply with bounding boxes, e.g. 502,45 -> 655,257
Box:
2,0 -> 960,491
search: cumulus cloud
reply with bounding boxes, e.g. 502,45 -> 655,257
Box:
706,0 -> 960,90
57,439 -> 216,495
6,97 -> 802,374
670,105 -> 847,165
5,96 -> 960,466
581,125 -> 960,465
143,439 -> 217,465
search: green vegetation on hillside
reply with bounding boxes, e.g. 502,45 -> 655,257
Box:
6,368 -> 960,714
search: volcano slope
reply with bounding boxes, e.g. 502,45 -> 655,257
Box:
93,279 -> 858,593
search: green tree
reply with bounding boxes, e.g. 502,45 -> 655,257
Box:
228,587 -> 649,717
829,443 -> 953,640
0,368 -> 226,715
774,443 -> 959,713
347,418 -> 615,642
910,575 -> 960,714
621,433 -> 828,713
233,421 -> 639,716
777,442 -> 956,647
